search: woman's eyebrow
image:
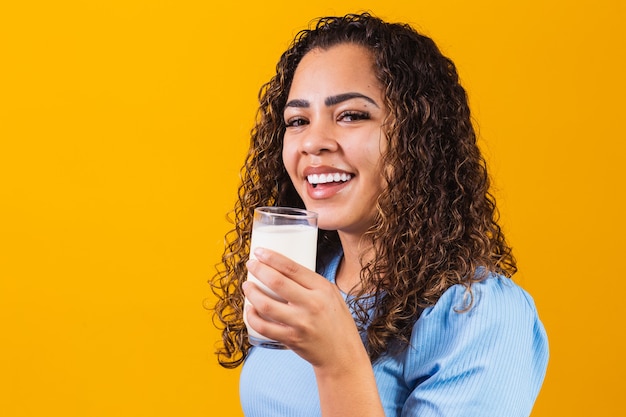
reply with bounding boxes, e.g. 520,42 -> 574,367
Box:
285,98 -> 310,108
325,92 -> 379,108
284,92 -> 379,110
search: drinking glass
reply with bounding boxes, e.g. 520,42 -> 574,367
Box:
244,206 -> 318,349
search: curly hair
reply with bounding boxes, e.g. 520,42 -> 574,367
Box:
211,12 -> 516,368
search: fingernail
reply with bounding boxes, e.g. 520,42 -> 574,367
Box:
254,247 -> 266,259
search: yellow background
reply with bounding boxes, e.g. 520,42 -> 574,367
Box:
1,0 -> 624,416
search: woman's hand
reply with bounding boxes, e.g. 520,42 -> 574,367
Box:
243,247 -> 363,368
243,247 -> 386,417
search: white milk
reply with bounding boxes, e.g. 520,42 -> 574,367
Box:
244,224 -> 317,344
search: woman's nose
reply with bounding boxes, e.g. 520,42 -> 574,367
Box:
300,120 -> 339,155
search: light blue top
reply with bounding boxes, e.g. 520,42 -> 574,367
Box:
240,252 -> 549,417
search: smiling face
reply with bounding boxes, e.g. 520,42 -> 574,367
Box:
281,43 -> 388,236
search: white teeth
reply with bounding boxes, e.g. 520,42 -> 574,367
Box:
307,173 -> 352,185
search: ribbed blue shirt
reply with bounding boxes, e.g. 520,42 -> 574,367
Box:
240,252 -> 549,416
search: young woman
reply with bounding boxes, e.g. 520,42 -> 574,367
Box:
211,13 -> 549,417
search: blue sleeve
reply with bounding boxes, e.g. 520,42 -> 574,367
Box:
400,277 -> 549,417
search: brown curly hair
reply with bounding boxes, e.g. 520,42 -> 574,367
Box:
211,12 -> 516,368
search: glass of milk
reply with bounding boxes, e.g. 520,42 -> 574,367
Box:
244,206 -> 318,349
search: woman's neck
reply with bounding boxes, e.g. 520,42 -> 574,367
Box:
335,232 -> 375,294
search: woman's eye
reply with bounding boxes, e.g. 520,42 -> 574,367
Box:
285,117 -> 308,127
339,111 -> 370,122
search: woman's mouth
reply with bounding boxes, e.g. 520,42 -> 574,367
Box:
307,172 -> 352,188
